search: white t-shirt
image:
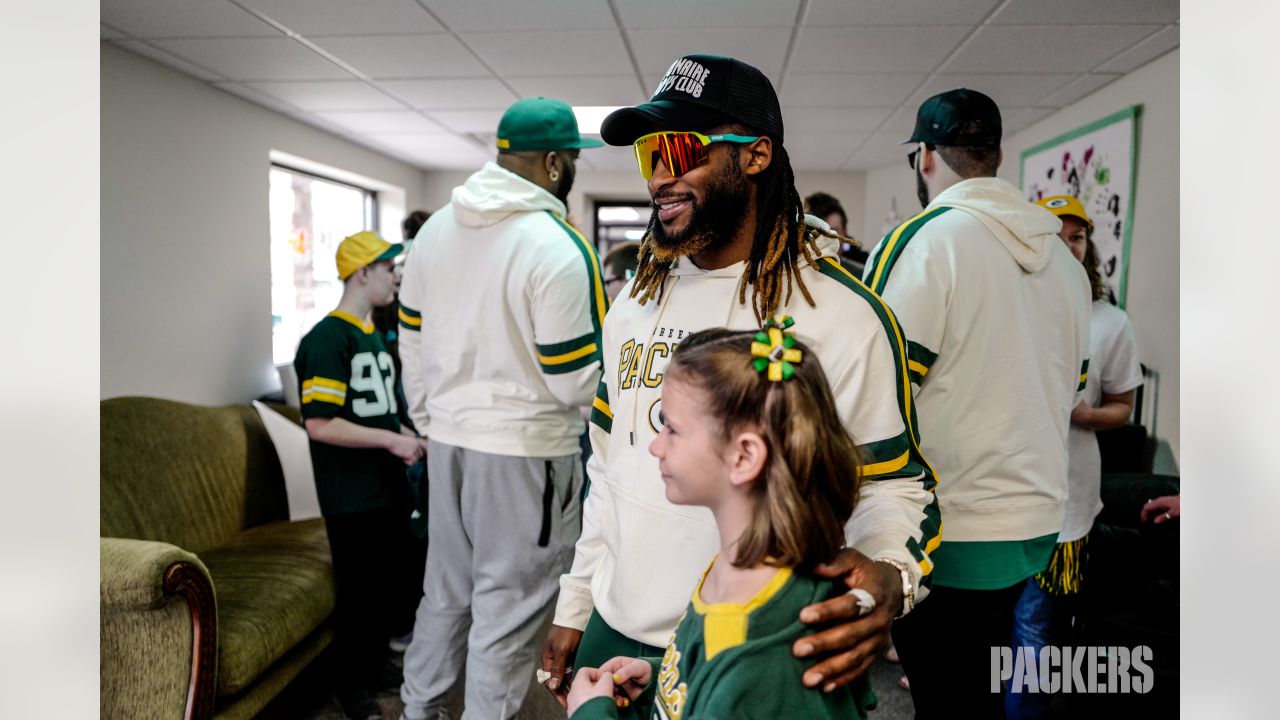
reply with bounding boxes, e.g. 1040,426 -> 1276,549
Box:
1061,300 -> 1144,541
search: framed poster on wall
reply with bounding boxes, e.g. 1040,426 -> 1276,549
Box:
1020,105 -> 1142,306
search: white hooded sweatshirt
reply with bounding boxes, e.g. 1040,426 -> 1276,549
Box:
397,162 -> 607,458
863,177 -> 1091,549
553,218 -> 941,647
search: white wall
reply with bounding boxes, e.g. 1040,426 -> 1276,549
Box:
101,43 -> 426,405
860,50 -> 1180,460
420,167 -> 865,249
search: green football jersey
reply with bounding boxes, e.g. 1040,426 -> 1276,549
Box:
294,311 -> 405,516
573,563 -> 873,720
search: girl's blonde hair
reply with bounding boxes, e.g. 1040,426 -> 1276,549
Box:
665,327 -> 862,570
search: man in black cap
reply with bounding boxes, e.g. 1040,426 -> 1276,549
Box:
541,54 -> 941,715
862,89 -> 1091,718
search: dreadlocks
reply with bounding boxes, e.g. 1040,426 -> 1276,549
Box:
629,140 -> 824,324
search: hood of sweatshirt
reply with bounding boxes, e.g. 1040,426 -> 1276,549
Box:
451,161 -> 567,228
929,177 -> 1062,273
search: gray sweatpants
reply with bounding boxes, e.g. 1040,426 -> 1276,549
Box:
400,440 -> 582,720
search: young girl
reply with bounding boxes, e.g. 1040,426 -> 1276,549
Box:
565,320 -> 870,720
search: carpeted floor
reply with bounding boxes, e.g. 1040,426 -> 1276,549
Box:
269,616 -> 916,720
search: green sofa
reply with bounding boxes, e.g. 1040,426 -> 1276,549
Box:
101,397 -> 335,719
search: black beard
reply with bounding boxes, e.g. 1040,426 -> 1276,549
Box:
648,160 -> 750,262
554,163 -> 575,204
916,163 -> 930,209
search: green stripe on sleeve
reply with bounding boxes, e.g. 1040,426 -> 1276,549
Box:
398,303 -> 423,331
868,206 -> 952,294
590,379 -> 612,433
547,211 -> 608,350
1077,358 -> 1090,391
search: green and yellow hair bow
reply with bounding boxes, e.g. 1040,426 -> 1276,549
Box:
751,315 -> 802,381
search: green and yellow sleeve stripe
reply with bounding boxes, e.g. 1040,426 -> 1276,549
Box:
818,257 -> 942,577
398,304 -> 422,331
301,377 -> 347,406
547,210 -> 608,350
907,340 -> 938,386
865,206 -> 952,294
590,379 -> 612,434
1078,358 -> 1090,391
536,332 -> 601,375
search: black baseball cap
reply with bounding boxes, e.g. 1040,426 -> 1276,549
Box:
600,54 -> 784,146
902,88 -> 1002,147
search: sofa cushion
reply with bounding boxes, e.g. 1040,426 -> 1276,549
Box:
201,518 -> 334,696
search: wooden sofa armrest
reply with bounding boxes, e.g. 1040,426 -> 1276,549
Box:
101,538 -> 217,720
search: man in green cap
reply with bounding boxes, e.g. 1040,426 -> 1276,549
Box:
396,97 -> 607,720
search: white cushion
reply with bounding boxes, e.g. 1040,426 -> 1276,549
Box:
252,400 -> 321,521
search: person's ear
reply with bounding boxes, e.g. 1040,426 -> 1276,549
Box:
544,151 -> 560,179
742,136 -> 773,177
726,430 -> 768,488
919,143 -> 936,175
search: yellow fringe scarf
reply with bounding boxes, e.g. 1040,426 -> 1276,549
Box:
1034,536 -> 1089,596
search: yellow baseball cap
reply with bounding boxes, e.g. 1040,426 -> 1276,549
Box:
1035,195 -> 1093,231
335,230 -> 404,280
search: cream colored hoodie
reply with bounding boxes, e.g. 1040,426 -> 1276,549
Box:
397,162 -> 608,458
863,177 -> 1091,543
554,218 -> 941,646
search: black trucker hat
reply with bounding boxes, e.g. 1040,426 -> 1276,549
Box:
600,54 -> 784,146
903,88 -> 1002,146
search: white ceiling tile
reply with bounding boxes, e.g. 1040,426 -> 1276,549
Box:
313,111 -> 445,134
462,30 -> 633,76
380,78 -> 518,109
1004,106 -> 1057,134
945,25 -> 1161,74
241,0 -> 443,35
784,107 -> 892,133
1095,25 -> 1179,74
424,109 -> 508,133
580,145 -> 642,172
616,0 -> 802,28
424,0 -> 618,32
245,81 -> 404,110
786,132 -> 871,171
112,40 -> 229,81
880,106 -> 921,140
151,37 -> 351,80
991,0 -> 1179,25
628,28 -> 793,79
908,73 -> 1076,108
805,0 -> 1001,26
368,133 -> 491,169
213,82 -> 305,115
780,73 -> 925,107
101,23 -> 128,39
310,34 -> 490,78
507,75 -> 648,106
101,0 -> 279,38
1034,73 -> 1122,108
846,132 -> 915,169
791,27 -> 970,73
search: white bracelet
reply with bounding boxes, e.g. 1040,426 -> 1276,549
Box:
874,557 -> 916,619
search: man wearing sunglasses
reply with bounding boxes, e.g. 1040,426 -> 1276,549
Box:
395,97 -> 608,720
541,54 -> 941,715
862,89 -> 1091,718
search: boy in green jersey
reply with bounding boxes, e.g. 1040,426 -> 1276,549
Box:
294,230 -> 428,720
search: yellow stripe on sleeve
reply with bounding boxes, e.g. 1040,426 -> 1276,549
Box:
302,377 -> 348,392
538,343 -> 599,366
861,450 -> 909,478
592,396 -> 612,419
908,360 -> 929,378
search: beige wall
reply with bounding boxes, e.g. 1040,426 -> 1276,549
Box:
860,50 -> 1180,460
101,43 -> 426,404
421,167 -> 865,249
